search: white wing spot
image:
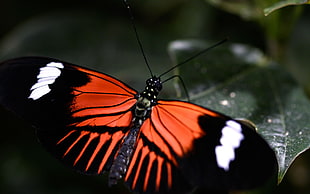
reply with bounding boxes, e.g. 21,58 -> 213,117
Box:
215,120 -> 244,171
28,62 -> 64,100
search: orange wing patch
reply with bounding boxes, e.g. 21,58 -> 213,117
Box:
49,66 -> 138,175
151,100 -> 219,156
125,100 -> 221,192
67,67 -> 137,128
125,119 -> 175,192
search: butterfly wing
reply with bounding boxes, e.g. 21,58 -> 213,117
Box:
124,100 -> 277,193
0,57 -> 138,174
0,57 -> 277,193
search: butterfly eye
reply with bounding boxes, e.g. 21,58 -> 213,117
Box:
154,80 -> 162,92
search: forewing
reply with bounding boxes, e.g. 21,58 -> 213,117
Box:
0,57 -> 138,174
125,100 -> 277,193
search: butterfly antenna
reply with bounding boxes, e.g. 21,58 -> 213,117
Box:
159,38 -> 228,78
123,0 -> 153,77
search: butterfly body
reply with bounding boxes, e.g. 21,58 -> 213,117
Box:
109,77 -> 162,185
109,126 -> 139,186
0,57 -> 277,194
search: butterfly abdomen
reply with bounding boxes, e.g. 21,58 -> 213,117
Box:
108,127 -> 140,186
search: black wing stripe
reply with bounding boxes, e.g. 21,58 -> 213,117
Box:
54,127 -> 126,174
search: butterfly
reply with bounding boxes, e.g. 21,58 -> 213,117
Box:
0,55 -> 277,193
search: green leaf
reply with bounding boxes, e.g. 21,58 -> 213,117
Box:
264,0 -> 310,16
168,40 -> 310,184
205,0 -> 263,20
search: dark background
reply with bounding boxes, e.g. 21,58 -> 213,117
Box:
0,0 -> 309,193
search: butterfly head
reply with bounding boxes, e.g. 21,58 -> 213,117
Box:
146,76 -> 162,93
139,76 -> 162,104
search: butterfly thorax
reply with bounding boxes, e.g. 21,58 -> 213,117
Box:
134,77 -> 162,119
108,76 -> 162,186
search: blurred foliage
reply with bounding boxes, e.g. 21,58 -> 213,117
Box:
0,0 -> 309,194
